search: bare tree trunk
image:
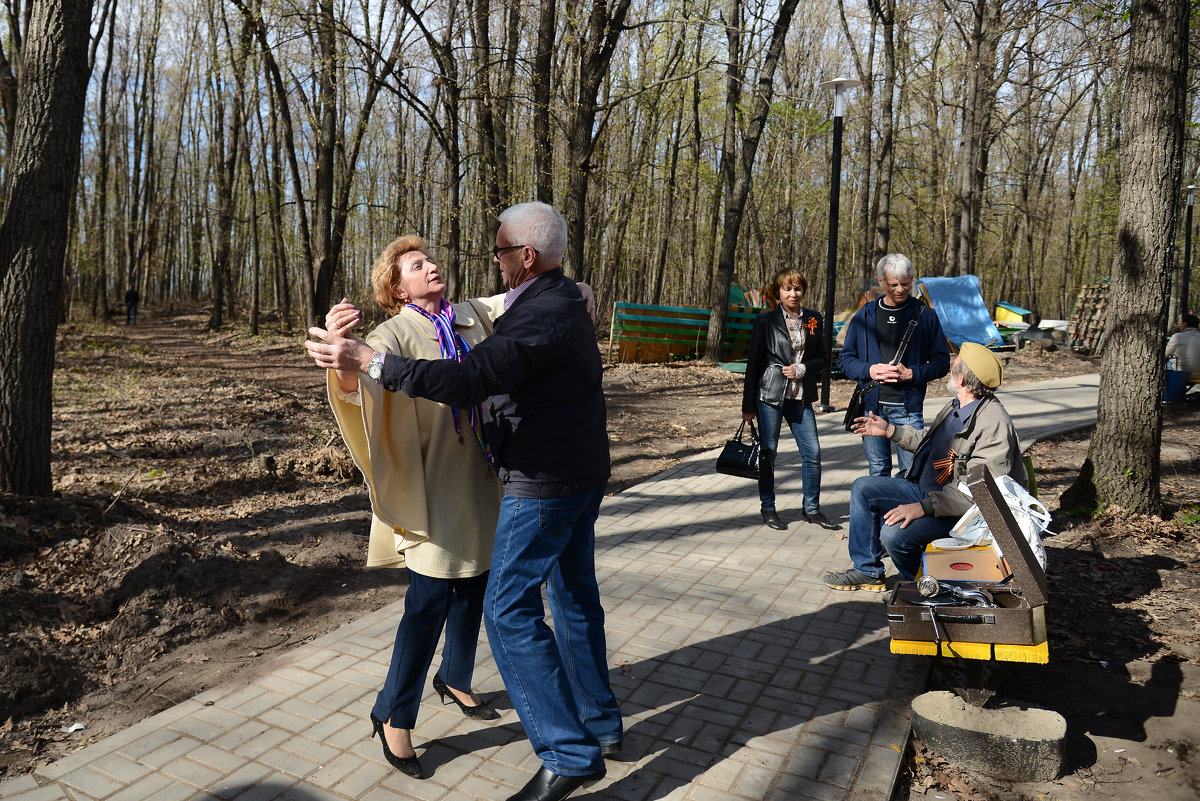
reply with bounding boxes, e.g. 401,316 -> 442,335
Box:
263,69 -> 290,328
471,0 -> 506,238
1063,0 -> 1187,515
0,4 -> 24,197
562,0 -> 634,280
948,0 -> 1001,276
703,0 -> 801,364
125,1 -> 162,300
309,0 -> 338,325
328,24 -> 404,316
242,80 -> 260,335
870,0 -> 897,267
838,0 -> 876,281
234,0 -> 315,325
401,3 -> 466,293
206,6 -> 250,331
532,0 -> 556,203
651,100 -> 685,305
92,12 -> 117,320
0,0 -> 94,495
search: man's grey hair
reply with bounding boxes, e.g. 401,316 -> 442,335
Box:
875,253 -> 915,282
951,357 -> 993,399
498,202 -> 567,267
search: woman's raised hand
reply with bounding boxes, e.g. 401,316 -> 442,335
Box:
325,298 -> 361,337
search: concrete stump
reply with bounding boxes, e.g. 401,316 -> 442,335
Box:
911,690 -> 1066,782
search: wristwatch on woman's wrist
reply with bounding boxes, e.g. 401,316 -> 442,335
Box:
367,351 -> 385,382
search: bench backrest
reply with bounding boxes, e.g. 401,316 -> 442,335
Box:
608,302 -> 762,363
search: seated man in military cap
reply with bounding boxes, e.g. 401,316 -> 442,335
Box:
824,343 -> 1027,590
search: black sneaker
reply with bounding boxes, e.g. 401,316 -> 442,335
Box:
822,568 -> 886,592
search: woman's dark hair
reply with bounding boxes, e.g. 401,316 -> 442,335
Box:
763,268 -> 809,308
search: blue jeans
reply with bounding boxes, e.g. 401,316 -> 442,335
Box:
372,568 -> 489,729
862,405 -> 923,477
484,484 -> 621,776
756,399 -> 822,514
847,475 -> 955,579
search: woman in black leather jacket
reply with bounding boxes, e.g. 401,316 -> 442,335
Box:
741,269 -> 839,531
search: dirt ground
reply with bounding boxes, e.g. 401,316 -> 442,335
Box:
1,308 -> 1197,801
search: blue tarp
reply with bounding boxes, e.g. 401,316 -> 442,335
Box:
916,275 -> 1003,348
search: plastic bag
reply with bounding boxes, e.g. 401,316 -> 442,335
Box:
947,474 -> 1049,570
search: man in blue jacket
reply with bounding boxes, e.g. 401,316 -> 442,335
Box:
838,253 -> 950,477
306,202 -> 620,801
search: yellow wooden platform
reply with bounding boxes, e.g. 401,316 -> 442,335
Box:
890,638 -> 1048,663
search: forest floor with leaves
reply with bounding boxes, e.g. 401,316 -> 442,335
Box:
0,307 -> 1197,801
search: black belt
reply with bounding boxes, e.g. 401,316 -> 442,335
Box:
497,467 -> 584,498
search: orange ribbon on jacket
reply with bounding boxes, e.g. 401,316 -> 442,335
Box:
933,447 -> 958,485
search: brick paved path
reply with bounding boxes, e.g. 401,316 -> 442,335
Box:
0,374 -> 1099,801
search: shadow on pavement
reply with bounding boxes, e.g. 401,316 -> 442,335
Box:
429,600 -> 911,800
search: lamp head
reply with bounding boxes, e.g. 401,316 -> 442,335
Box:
818,77 -> 860,117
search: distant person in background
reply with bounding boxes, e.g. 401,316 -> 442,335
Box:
742,268 -> 838,531
1166,312 -> 1200,374
124,286 -> 140,325
838,253 -> 950,477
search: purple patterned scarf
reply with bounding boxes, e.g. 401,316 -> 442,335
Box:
405,300 -> 493,466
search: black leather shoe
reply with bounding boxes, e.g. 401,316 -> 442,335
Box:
600,739 -> 622,758
805,511 -> 840,530
505,765 -> 605,801
761,510 -> 786,530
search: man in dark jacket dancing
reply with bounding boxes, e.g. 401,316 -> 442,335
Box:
306,202 -> 620,801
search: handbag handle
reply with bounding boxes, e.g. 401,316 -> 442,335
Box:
734,419 -> 759,443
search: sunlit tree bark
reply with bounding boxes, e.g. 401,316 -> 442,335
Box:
1063,0 -> 1188,515
0,0 -> 94,495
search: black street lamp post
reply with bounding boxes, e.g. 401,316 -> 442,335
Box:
816,77 -> 858,413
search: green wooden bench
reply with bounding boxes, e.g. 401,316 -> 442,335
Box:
607,302 -> 762,363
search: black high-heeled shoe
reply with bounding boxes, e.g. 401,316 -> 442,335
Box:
369,713 -> 424,778
433,673 -> 501,721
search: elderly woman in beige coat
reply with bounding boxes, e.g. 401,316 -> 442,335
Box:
324,235 -> 505,781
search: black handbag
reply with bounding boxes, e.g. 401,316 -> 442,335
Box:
716,420 -> 762,479
843,307 -> 923,432
842,379 -> 879,432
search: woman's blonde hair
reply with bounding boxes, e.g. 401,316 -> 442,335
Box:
763,268 -> 808,308
371,235 -> 428,315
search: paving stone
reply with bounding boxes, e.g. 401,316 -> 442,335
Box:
0,777 -> 70,800
230,727 -> 292,760
816,749 -> 861,788
138,736 -> 205,770
106,773 -> 196,801
204,763 -> 275,799
327,761 -> 392,798
214,776 -> 296,801
255,746 -> 321,779
57,765 -> 126,798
